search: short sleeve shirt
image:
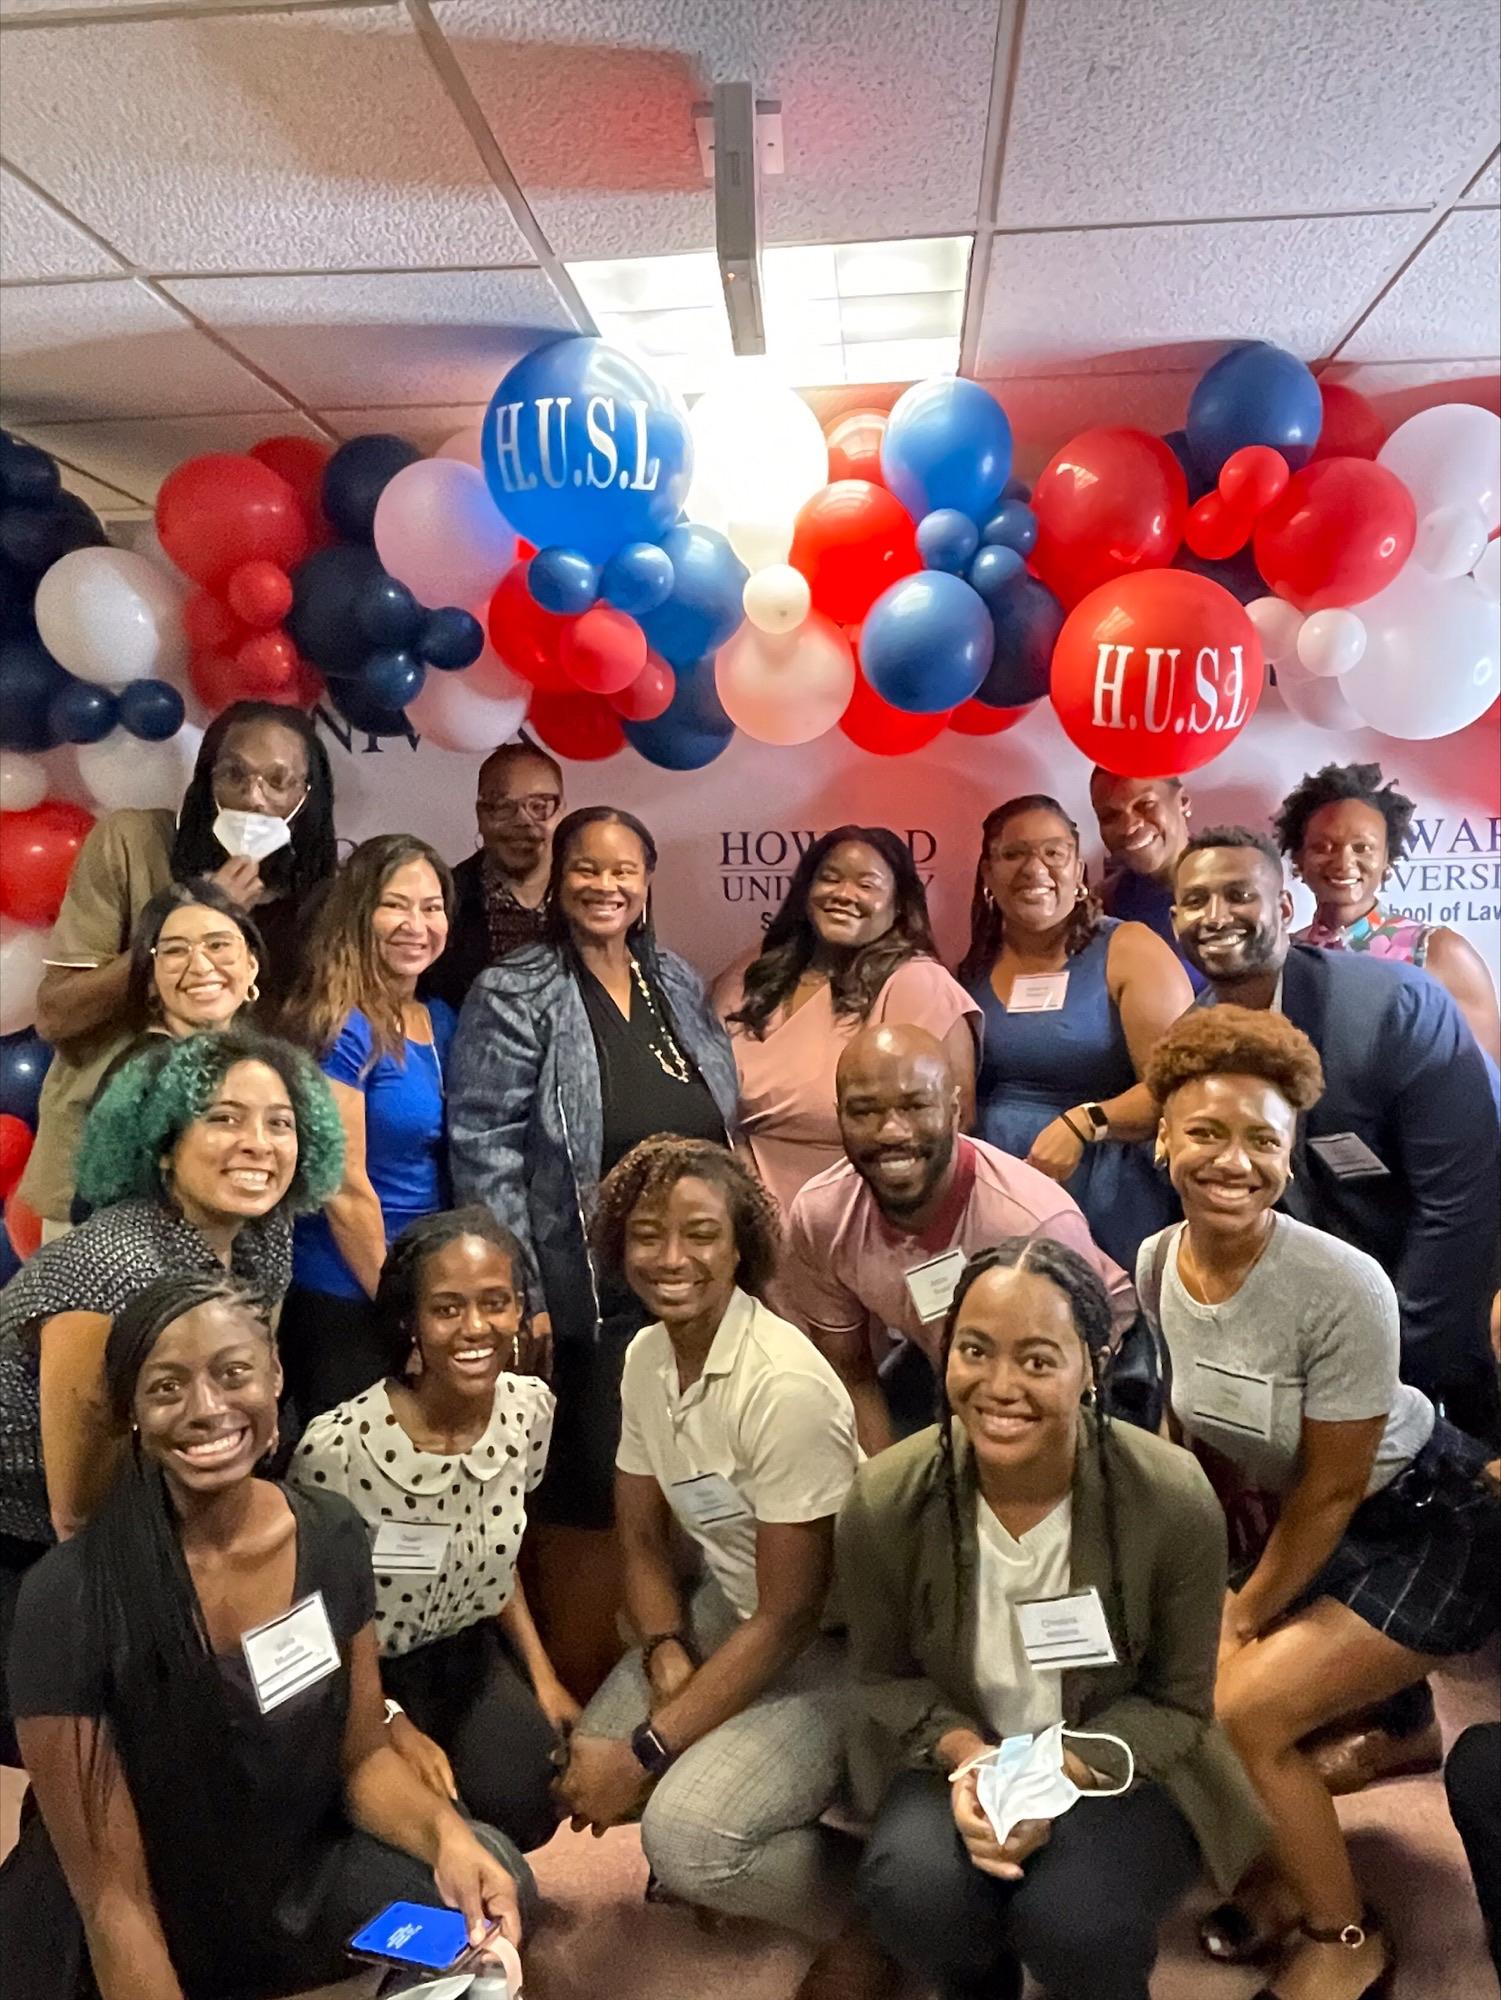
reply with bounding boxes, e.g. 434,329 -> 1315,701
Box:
615,1288 -> 859,1620
290,1374 -> 554,1656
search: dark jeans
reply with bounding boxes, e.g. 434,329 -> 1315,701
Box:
857,1770 -> 1200,2000
277,1284 -> 390,1430
1446,1723 -> 1501,1987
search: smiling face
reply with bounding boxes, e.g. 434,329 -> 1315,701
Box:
1160,1072 -> 1296,1239
1089,772 -> 1190,881
1295,799 -> 1390,926
411,1234 -> 522,1400
559,820 -> 651,946
981,807 -> 1083,938
211,718 -> 311,820
476,749 -> 563,878
372,857 -> 449,990
945,1266 -> 1088,1477
165,1060 -> 298,1232
622,1174 -> 739,1333
806,840 -> 898,954
135,1299 -> 281,1501
1173,846 -> 1291,984
151,903 -> 258,1035
837,1031 -> 958,1219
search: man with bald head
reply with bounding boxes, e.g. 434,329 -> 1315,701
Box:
783,1023 -> 1134,1453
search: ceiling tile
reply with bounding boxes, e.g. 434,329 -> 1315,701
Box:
434,0 -> 999,261
1339,211 -> 1501,360
161,268 -> 575,408
7,432 -> 150,512
0,279 -> 292,421
975,212 -> 1415,377
0,8 -> 535,275
11,411 -> 330,503
1461,157 -> 1500,206
0,168 -> 118,282
999,0 -> 1500,226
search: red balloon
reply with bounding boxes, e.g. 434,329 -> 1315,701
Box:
789,482 -> 921,626
824,410 -> 888,484
249,435 -> 335,537
1253,458 -> 1417,611
189,652 -> 246,714
1184,492 -> 1253,561
157,454 -> 309,594
487,561 -> 577,693
1311,382 -> 1384,462
1050,569 -> 1263,776
529,690 -> 625,762
0,799 -> 95,927
1031,428 -> 1188,609
0,1115 -> 33,1200
184,590 -> 249,656
840,667 -> 952,755
949,698 -> 1032,736
293,660 -> 326,710
4,1188 -> 42,1261
226,560 -> 294,629
234,630 -> 299,694
607,653 -> 676,723
1219,445 -> 1289,516
562,606 -> 649,696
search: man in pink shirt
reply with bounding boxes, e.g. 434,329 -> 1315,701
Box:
783,1023 -> 1135,1453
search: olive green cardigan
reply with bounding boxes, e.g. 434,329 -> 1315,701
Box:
834,1415 -> 1266,1893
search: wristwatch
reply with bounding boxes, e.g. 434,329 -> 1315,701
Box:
1079,1101 -> 1110,1141
630,1719 -> 676,1778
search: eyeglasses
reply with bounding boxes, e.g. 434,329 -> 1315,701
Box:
212,757 -> 309,808
478,792 -> 562,826
153,935 -> 246,970
993,840 -> 1077,871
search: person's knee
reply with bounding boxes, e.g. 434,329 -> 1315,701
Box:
1009,1892 -> 1155,1993
1215,1663 -> 1300,1761
455,1748 -> 561,1855
639,1788 -> 749,1900
1446,1723 -> 1500,1844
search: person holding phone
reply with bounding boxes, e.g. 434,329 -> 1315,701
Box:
1,1272 -> 532,2000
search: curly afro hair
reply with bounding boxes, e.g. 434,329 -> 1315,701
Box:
1272,761 -> 1415,863
591,1137 -> 782,1302
76,1025 -> 345,1215
1144,1004 -> 1324,1112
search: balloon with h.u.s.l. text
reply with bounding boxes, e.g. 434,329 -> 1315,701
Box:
482,338 -> 693,565
1050,568 -> 1264,776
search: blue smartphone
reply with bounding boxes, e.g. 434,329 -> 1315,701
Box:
346,1900 -> 485,1971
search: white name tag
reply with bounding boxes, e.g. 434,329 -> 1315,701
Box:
1008,972 -> 1070,1014
241,1591 -> 341,1714
1014,1585 -> 1118,1669
1191,1360 -> 1276,1440
371,1520 -> 452,1574
904,1248 -> 968,1323
1307,1132 -> 1389,1180
668,1472 -> 753,1530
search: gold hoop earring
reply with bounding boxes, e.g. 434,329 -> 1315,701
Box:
246,982 -> 261,1006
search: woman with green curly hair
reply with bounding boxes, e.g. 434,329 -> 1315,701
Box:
0,1027 -> 342,1763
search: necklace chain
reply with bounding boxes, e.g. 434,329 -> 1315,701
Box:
631,955 -> 693,1085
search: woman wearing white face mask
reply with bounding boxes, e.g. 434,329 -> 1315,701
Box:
833,1238 -> 1263,2000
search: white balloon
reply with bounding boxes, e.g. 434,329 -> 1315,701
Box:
76,723 -> 203,813
0,921 -> 48,1035
0,751 -> 49,813
1245,595 -> 1304,666
729,516 -> 798,570
1474,538 -> 1501,603
1343,564 -> 1500,740
1296,608 -> 1367,679
1413,503 -> 1490,580
1274,658 -> 1366,731
742,564 -> 813,636
714,614 -> 855,746
1378,404 -> 1500,534
686,364 -> 829,570
35,547 -> 189,689
405,669 -> 529,754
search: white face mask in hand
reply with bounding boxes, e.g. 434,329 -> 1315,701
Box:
954,1720 -> 1135,1847
212,808 -> 292,862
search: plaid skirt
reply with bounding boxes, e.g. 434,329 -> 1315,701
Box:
1294,1418 -> 1501,1658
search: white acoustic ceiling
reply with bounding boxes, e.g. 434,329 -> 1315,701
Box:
0,0 -> 1496,515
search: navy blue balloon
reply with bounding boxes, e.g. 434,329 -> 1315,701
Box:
881,378 -> 1012,524
0,441 -> 60,508
0,1226 -> 18,1289
979,499 -> 1038,557
967,544 -> 1025,604
48,678 -> 118,745
860,572 -> 994,714
0,494 -> 106,574
288,545 -> 387,676
356,573 -> 423,649
600,541 -> 675,616
917,509 -> 980,574
1172,542 -> 1265,606
482,336 -> 693,563
1161,428 -> 1213,503
0,554 -> 32,637
1002,474 -> 1032,503
327,674 -> 412,739
973,573 -> 1064,708
638,524 -> 748,669
417,607 -> 484,671
529,547 -> 599,616
322,435 -> 423,544
1186,342 -> 1322,481
622,653 -> 733,770
361,649 -> 426,711
117,678 -> 186,742
0,1029 -> 52,1126
0,635 -> 69,751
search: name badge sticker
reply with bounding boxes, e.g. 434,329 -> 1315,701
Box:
1190,1360 -> 1276,1441
1014,1586 -> 1118,1669
1307,1132 -> 1389,1180
241,1591 -> 342,1715
668,1472 -> 753,1530
371,1521 -> 452,1574
904,1248 -> 968,1324
1008,972 -> 1070,1014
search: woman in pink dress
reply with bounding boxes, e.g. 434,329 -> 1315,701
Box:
712,825 -> 979,1215
1275,760 -> 1499,1063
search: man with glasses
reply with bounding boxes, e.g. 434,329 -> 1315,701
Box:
425,736 -> 564,1012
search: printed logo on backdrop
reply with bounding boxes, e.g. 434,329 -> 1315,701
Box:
718,828 -> 939,933
1386,811 -> 1500,929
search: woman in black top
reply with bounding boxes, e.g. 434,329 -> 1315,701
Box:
1,1272 -> 532,2000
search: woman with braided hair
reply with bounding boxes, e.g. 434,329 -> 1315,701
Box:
838,1236 -> 1263,2000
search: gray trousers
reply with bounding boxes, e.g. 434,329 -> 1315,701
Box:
578,1578 -> 852,1942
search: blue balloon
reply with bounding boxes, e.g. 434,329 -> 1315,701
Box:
326,674 -> 413,739
1172,542 -> 1265,606
622,654 -> 733,770
322,434 -> 423,543
1002,474 -> 1032,503
881,379 -> 1012,524
483,337 -> 693,564
967,544 -> 1025,603
117,678 -> 186,742
361,649 -> 426,710
48,678 -> 118,746
638,525 -> 748,669
529,547 -> 599,616
600,541 -> 675,616
979,498 -> 1038,557
916,509 -> 980,574
0,440 -> 60,508
973,574 -> 1064,708
0,636 -> 68,751
1186,342 -> 1322,480
860,572 -> 994,714
1161,429 -> 1213,504
0,1028 -> 52,1126
417,607 -> 484,671
0,1226 -> 18,1289
356,573 -> 423,649
288,546 -> 387,676
0,493 -> 106,575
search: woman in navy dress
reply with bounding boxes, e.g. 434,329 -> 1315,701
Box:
958,795 -> 1190,1270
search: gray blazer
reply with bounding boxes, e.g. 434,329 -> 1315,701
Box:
448,941 -> 740,1345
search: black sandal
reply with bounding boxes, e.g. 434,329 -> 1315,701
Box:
1250,1911 -> 1393,2000
1199,1899 -> 1295,1964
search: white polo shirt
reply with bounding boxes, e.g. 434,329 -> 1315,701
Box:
616,1287 -> 859,1619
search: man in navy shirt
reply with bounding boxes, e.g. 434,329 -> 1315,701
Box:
1089,766 -> 1208,993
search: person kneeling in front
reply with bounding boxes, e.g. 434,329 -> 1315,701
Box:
552,1136 -> 859,1948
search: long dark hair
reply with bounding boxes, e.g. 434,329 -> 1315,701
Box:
172,701 -> 337,902
935,1237 -> 1133,1663
729,825 -> 938,1037
372,1205 -> 529,1378
126,878 -> 267,1028
956,796 -> 1102,985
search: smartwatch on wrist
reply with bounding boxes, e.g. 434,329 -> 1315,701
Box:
1079,1101 -> 1109,1142
630,1720 -> 676,1778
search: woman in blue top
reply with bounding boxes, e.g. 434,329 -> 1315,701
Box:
958,795 -> 1190,1271
277,834 -> 457,1421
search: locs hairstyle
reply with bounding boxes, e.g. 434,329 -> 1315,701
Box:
171,700 -> 337,898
